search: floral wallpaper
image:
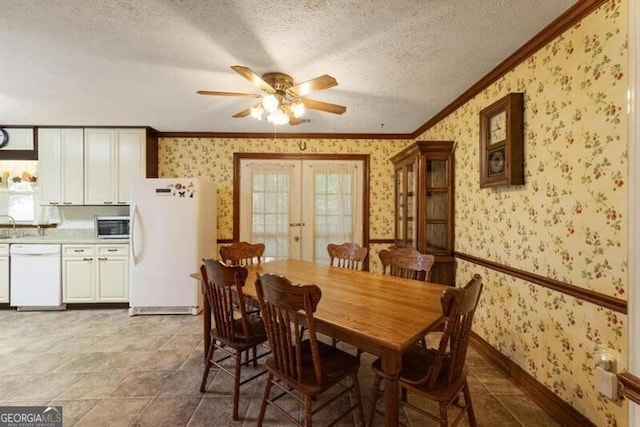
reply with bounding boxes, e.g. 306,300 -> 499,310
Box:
158,137 -> 411,244
418,1 -> 628,425
158,1 -> 627,425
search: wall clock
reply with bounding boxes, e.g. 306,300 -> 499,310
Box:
479,92 -> 524,188
0,128 -> 8,149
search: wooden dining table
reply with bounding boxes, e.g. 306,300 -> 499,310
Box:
193,259 -> 449,426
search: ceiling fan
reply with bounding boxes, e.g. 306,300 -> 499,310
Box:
197,65 -> 346,126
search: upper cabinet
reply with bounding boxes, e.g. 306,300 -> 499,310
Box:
84,128 -> 158,205
391,141 -> 455,285
38,127 -> 158,206
38,128 -> 85,205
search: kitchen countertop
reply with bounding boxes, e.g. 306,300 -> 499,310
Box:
0,229 -> 129,245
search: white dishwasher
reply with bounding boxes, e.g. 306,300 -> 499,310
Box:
10,244 -> 64,310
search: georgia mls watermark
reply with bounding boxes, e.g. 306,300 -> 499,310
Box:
0,406 -> 62,427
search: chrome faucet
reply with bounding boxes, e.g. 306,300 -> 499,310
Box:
0,215 -> 16,237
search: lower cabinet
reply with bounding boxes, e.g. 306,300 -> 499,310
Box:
0,244 -> 8,303
62,244 -> 129,303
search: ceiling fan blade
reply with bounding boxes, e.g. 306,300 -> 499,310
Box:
289,74 -> 338,97
197,90 -> 258,97
301,98 -> 346,115
232,108 -> 251,118
289,116 -> 304,126
231,65 -> 275,93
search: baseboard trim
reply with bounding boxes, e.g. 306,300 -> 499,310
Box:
470,331 -> 595,426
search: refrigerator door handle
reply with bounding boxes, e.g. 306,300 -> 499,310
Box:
131,204 -> 140,265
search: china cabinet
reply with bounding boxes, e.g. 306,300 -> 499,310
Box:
390,141 -> 455,285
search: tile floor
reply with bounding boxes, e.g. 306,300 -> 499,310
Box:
0,309 -> 561,426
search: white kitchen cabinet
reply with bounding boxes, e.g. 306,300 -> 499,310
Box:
96,245 -> 129,301
0,244 -> 9,303
62,245 -> 96,302
84,128 -> 146,205
38,128 -> 84,205
62,244 -> 129,302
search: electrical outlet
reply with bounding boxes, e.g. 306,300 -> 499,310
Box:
595,366 -> 619,399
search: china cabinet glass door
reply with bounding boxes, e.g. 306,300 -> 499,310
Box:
405,162 -> 416,246
425,159 -> 448,251
395,168 -> 404,242
394,160 -> 417,246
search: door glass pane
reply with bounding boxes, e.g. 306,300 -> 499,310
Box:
251,169 -> 290,260
312,164 -> 354,264
426,223 -> 447,251
427,160 -> 447,188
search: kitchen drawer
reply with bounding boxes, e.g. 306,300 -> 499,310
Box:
97,245 -> 129,256
63,245 -> 96,257
0,244 -> 8,256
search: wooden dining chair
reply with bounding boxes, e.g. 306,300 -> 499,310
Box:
326,242 -> 368,352
378,246 -> 435,281
199,259 -> 269,421
219,241 -> 265,266
219,241 -> 265,313
367,274 -> 483,427
327,242 -> 368,270
255,272 -> 366,427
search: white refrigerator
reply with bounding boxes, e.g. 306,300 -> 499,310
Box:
128,177 -> 217,315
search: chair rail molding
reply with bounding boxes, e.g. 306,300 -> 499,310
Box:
619,372 -> 640,405
454,252 -> 627,314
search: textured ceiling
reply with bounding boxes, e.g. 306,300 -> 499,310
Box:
0,0 -> 577,134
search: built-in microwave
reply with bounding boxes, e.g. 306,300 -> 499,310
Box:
95,216 -> 130,239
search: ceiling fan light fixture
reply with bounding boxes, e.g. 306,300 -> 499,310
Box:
291,99 -> 304,118
262,94 -> 279,112
198,66 -> 345,126
250,104 -> 263,119
267,108 -> 290,125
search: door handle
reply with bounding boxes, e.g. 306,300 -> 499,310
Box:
131,204 -> 139,265
289,223 -> 305,227
294,236 -> 300,242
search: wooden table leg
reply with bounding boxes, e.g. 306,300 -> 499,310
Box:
382,350 -> 401,426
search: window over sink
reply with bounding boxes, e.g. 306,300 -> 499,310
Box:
0,160 -> 38,223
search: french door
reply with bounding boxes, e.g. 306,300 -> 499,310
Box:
238,157 -> 364,264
